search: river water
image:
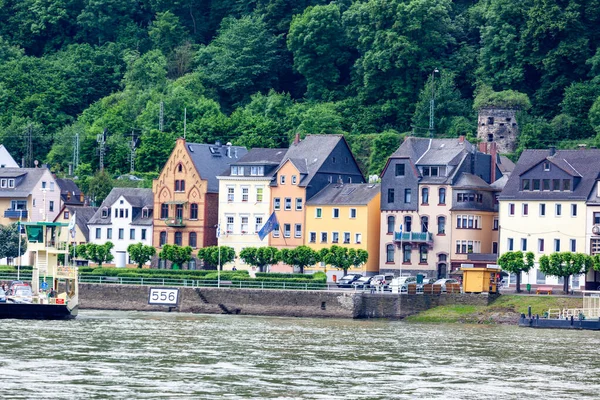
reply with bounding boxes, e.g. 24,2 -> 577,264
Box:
1,310 -> 599,399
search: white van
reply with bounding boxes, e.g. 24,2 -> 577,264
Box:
370,274 -> 395,290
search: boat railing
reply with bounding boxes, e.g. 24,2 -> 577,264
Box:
547,307 -> 600,319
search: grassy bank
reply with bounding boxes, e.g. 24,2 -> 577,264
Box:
405,294 -> 584,324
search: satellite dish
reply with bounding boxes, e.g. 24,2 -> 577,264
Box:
34,160 -> 39,167
593,225 -> 600,235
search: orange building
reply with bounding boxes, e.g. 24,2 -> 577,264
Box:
152,138 -> 247,268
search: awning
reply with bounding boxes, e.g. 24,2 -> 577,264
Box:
163,200 -> 188,205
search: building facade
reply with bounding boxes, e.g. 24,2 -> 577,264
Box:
217,148 -> 286,270
305,183 -> 381,279
380,137 -> 507,278
88,188 -> 154,267
152,139 -> 247,267
268,135 -> 365,252
477,107 -> 519,154
498,148 -> 599,289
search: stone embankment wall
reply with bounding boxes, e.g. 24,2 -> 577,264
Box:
79,284 -> 498,319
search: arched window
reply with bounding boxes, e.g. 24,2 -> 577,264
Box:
404,216 -> 412,232
178,163 -> 183,172
387,215 -> 395,234
189,232 -> 197,248
439,188 -> 446,205
159,231 -> 167,246
188,258 -> 196,270
174,232 -> 182,246
421,216 -> 429,232
190,203 -> 198,219
421,187 -> 429,204
386,244 -> 395,263
437,216 -> 446,234
161,204 -> 169,219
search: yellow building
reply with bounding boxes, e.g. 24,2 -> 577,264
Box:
305,183 -> 380,279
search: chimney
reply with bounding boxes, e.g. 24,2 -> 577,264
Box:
215,140 -> 222,147
226,142 -> 232,158
294,133 -> 300,145
549,146 -> 556,156
478,142 -> 488,154
490,142 -> 497,183
458,135 -> 465,144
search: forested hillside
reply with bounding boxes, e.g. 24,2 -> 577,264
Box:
0,0 -> 599,178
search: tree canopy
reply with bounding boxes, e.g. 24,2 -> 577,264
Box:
497,251 -> 534,293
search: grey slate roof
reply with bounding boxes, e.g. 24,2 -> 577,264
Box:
219,148 -> 286,177
306,183 -> 380,206
588,182 -> 600,204
56,178 -> 84,205
0,168 -> 45,198
88,188 -> 154,225
499,149 -> 600,200
186,142 -> 248,193
453,173 -> 495,191
279,135 -> 344,186
498,156 -> 515,176
65,206 -> 98,241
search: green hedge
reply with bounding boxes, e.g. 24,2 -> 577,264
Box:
255,272 -> 318,279
0,265 -> 33,272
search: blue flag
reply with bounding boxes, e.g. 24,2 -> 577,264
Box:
258,212 -> 279,241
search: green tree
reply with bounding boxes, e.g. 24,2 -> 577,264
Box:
159,244 -> 193,269
473,85 -> 532,110
280,246 -> 320,274
127,243 -> 156,269
197,246 -> 236,271
497,251 -> 534,293
87,170 -> 114,206
149,11 -> 188,56
239,246 -> 280,273
195,15 -> 282,107
0,223 -> 27,260
287,3 -> 352,100
320,245 -> 369,275
135,129 -> 177,172
122,50 -> 168,92
76,242 -> 114,267
539,252 -> 593,294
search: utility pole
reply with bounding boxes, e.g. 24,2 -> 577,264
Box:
429,68 -> 439,138
24,123 -> 33,168
159,101 -> 164,132
97,128 -> 107,171
129,129 -> 139,173
72,132 -> 80,172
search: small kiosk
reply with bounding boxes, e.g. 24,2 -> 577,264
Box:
461,264 -> 501,294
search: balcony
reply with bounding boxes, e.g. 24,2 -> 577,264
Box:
394,231 -> 434,244
165,218 -> 186,227
4,209 -> 28,219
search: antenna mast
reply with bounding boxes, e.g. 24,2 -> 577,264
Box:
72,132 -> 80,171
159,101 -> 164,132
97,128 -> 107,171
129,129 -> 139,173
24,123 -> 33,168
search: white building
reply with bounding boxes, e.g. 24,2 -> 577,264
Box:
217,148 -> 286,270
87,188 -> 153,267
0,144 -> 19,168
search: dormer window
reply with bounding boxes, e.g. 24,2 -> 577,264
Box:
142,207 -> 149,218
543,162 -> 550,171
101,207 -> 109,218
521,179 -> 530,191
421,166 -> 439,177
0,179 -> 6,188
231,166 -> 244,176
8,179 -> 14,188
250,166 -> 264,176
563,179 -> 571,191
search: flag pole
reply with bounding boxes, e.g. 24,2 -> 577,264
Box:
217,222 -> 221,288
17,209 -> 22,280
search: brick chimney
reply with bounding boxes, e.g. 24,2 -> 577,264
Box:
458,135 -> 465,144
490,142 -> 497,183
478,142 -> 488,154
294,133 -> 300,145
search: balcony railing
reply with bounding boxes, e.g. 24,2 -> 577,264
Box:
4,209 -> 28,219
165,218 -> 186,227
394,231 -> 434,244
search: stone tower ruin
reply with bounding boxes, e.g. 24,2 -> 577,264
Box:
476,107 -> 519,154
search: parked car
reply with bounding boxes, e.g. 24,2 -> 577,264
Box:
352,276 -> 373,289
433,278 -> 460,292
7,285 -> 33,303
337,274 -> 362,288
392,276 -> 417,292
416,278 -> 436,290
0,288 -> 6,303
370,274 -> 395,289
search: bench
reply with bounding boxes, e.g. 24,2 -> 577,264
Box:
536,286 -> 553,295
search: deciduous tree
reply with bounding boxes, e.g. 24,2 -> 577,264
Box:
280,246 -> 320,274
239,247 -> 280,273
76,242 -> 114,267
159,244 -> 193,269
127,243 -> 156,269
497,251 -> 534,293
197,246 -> 235,270
539,252 -> 593,294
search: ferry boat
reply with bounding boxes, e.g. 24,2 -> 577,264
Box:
518,291 -> 600,330
0,221 -> 78,320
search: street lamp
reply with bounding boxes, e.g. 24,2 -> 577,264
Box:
429,68 -> 440,138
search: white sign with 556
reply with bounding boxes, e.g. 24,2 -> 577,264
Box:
148,288 -> 179,306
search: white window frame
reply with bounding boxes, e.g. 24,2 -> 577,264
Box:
332,208 -> 340,218
355,233 -> 362,244
350,208 -> 357,219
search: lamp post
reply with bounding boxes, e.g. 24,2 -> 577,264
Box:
429,68 -> 440,138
